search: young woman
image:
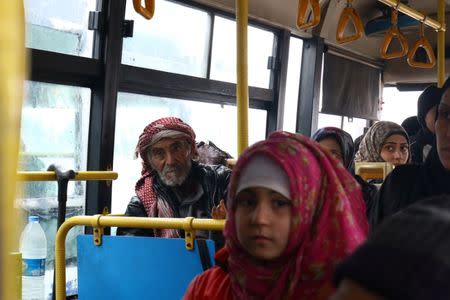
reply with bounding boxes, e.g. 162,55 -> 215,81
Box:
370,77 -> 450,228
355,121 -> 410,166
312,127 -> 377,214
183,131 -> 368,300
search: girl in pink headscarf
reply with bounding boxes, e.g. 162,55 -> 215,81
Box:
183,131 -> 368,300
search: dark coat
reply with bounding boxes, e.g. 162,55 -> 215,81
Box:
117,162 -> 231,244
409,128 -> 435,164
354,174 -> 378,216
369,147 -> 450,228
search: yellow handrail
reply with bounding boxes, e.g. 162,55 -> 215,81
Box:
55,216 -> 225,300
236,0 -> 249,156
377,0 -> 444,32
438,0 -> 446,87
17,171 -> 118,181
376,0 -> 446,86
0,1 -> 26,300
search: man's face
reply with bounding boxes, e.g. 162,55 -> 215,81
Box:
436,90 -> 450,170
425,106 -> 437,133
147,138 -> 192,186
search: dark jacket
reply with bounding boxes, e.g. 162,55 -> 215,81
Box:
369,147 -> 450,228
354,174 -> 378,215
410,128 -> 435,164
117,162 -> 231,243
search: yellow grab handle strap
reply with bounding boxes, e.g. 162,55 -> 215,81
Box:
380,27 -> 409,59
407,23 -> 436,68
297,0 -> 321,30
336,7 -> 364,44
380,10 -> 409,59
407,37 -> 436,68
133,0 -> 155,20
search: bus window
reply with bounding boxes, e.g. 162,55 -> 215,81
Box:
317,113 -> 342,129
381,87 -> 422,125
18,81 -> 90,298
210,16 -> 275,89
122,0 -> 211,77
283,36 -> 303,132
111,92 -> 266,215
24,0 -> 95,57
343,117 -> 368,140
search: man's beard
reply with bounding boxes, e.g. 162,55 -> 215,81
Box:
157,160 -> 192,187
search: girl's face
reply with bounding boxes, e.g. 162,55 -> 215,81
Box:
235,187 -> 292,261
380,134 -> 409,166
318,137 -> 344,165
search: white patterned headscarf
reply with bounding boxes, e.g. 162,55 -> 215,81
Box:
355,121 -> 409,163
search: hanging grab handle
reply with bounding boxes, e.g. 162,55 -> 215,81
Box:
297,0 -> 321,30
407,22 -> 436,68
336,0 -> 364,44
133,0 -> 155,20
380,9 -> 409,59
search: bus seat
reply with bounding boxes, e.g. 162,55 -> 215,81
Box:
77,235 -> 215,299
226,158 -> 236,169
355,162 -> 394,182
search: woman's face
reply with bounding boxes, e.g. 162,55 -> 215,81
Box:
235,187 -> 292,261
436,90 -> 450,170
380,134 -> 409,166
318,137 -> 344,165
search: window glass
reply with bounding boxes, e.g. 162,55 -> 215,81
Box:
18,81 -> 91,298
342,116 -> 368,140
317,113 -> 342,130
112,92 -> 267,215
380,87 -> 421,125
24,0 -> 96,57
122,0 -> 211,77
210,16 -> 275,88
282,36 -> 303,132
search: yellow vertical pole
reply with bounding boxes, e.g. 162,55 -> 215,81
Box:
236,0 -> 249,155
0,1 -> 26,300
437,0 -> 446,87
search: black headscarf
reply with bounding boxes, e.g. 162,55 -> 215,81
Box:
401,116 -> 421,138
417,85 -> 442,134
311,127 -> 355,170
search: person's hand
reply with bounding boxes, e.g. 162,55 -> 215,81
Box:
212,199 -> 227,219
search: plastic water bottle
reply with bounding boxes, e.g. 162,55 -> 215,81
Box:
20,215 -> 47,300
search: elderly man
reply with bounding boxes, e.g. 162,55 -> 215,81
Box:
117,117 -> 231,239
370,80 -> 450,228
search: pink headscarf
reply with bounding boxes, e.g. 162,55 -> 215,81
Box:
134,117 -> 198,237
223,131 -> 368,299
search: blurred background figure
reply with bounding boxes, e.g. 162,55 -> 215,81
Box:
332,195 -> 450,300
409,85 -> 442,163
312,127 -> 377,214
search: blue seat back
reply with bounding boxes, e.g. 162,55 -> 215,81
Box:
77,235 -> 215,300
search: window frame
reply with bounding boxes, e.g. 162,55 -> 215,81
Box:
27,0 -> 289,219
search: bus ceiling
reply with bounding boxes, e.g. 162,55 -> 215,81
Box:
192,0 -> 450,85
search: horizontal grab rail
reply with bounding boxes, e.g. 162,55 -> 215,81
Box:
377,0 -> 445,32
16,171 -> 118,181
55,215 -> 225,300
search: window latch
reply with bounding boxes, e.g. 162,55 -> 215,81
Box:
88,11 -> 102,31
267,56 -> 277,70
123,20 -> 134,38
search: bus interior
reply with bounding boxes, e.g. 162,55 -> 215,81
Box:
2,0 -> 450,299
